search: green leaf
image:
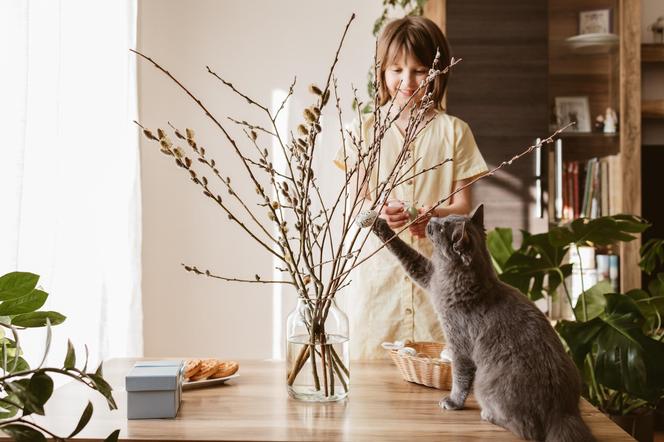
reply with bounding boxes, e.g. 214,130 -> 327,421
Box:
95,361 -> 104,377
11,311 -> 65,327
0,355 -> 30,374
627,288 -> 664,335
556,318 -> 603,367
573,281 -> 612,321
64,339 -> 76,369
68,401 -> 93,438
649,273 -> 664,298
640,238 -> 664,274
0,394 -> 21,419
549,215 -> 649,248
558,293 -> 664,401
0,289 -> 48,316
0,272 -> 39,301
88,373 -> 117,410
104,429 -> 121,442
1,424 -> 46,442
486,227 -> 514,273
83,344 -> 89,372
28,371 -> 54,410
6,378 -> 44,416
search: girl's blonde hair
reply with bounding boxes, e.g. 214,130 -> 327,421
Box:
376,16 -> 452,111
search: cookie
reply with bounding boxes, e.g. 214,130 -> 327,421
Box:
189,358 -> 218,381
211,361 -> 239,379
184,359 -> 202,380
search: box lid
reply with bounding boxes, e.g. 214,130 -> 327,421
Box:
125,360 -> 183,392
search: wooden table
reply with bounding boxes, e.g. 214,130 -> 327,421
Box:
17,359 -> 633,441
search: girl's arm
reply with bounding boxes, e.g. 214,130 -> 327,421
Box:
409,177 -> 475,238
433,177 -> 474,217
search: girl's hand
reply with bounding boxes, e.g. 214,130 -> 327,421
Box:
379,199 -> 409,229
409,206 -> 433,238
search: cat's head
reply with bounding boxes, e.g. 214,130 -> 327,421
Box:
426,204 -> 485,266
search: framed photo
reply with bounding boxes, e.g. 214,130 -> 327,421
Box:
579,9 -> 612,35
555,96 -> 591,132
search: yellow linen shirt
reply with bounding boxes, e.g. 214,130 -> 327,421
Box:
333,111 -> 488,360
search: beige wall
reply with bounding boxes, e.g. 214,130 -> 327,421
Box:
138,0 -> 382,359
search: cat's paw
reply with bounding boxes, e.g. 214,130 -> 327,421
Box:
480,408 -> 496,423
439,396 -> 463,410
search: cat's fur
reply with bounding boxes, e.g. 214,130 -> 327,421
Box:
372,205 -> 594,442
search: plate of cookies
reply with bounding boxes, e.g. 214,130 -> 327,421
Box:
183,359 -> 239,390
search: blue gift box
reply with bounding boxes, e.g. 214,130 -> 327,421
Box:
126,360 -> 184,419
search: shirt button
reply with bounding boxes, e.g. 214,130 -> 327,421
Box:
407,180 -> 413,185
405,308 -> 413,315
403,275 -> 409,282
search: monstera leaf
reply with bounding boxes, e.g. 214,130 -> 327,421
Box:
487,229 -> 572,301
639,238 -> 664,275
487,227 -> 514,273
573,280 -> 613,321
549,214 -> 649,248
557,293 -> 664,402
626,286 -> 664,335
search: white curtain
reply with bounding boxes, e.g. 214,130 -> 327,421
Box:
0,0 -> 142,368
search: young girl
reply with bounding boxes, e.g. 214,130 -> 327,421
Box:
334,16 -> 487,359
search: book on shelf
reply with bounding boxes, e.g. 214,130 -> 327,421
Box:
555,157 -> 610,222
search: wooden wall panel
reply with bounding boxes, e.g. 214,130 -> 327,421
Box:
618,0 -> 642,290
445,0 -> 549,238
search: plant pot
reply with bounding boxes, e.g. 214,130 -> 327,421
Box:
609,408 -> 654,442
655,401 -> 664,431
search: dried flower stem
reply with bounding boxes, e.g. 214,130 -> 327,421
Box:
335,123 -> 574,287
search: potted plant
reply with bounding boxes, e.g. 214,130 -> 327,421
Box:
0,271 -> 119,441
487,216 -> 664,442
638,237 -> 664,431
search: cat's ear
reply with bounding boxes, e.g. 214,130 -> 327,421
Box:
469,204 -> 484,227
453,223 -> 472,266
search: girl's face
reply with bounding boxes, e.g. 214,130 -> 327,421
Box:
383,51 -> 429,111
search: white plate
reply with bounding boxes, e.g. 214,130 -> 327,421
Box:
565,33 -> 619,43
183,373 -> 239,390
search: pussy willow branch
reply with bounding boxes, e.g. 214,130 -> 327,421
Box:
333,123 -> 574,287
227,116 -> 276,137
297,14 -> 356,300
179,125 -> 281,245
131,64 -> 305,294
128,67 -> 286,263
274,76 -> 297,121
181,264 -> 294,285
330,65 -> 450,297
134,120 -> 285,262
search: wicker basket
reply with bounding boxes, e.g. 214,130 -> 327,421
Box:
388,341 -> 452,390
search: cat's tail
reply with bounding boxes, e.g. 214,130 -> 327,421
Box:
545,414 -> 595,442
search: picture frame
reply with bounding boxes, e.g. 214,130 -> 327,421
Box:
555,96 -> 591,132
579,9 -> 612,35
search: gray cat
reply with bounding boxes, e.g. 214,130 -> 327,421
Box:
372,205 -> 594,442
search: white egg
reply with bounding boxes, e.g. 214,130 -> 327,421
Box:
355,210 -> 378,228
397,347 -> 416,356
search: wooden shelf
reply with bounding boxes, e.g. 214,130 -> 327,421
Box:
642,100 -> 664,119
642,44 -> 664,63
558,132 -> 620,161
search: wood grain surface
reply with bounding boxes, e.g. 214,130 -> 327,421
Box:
15,359 -> 634,441
618,0 -> 642,291
445,0 -> 549,237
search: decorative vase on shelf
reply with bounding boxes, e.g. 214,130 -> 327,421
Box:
286,297 -> 349,402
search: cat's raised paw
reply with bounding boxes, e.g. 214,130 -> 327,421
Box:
439,396 -> 463,410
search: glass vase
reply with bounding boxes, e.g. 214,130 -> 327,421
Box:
286,297 -> 349,402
